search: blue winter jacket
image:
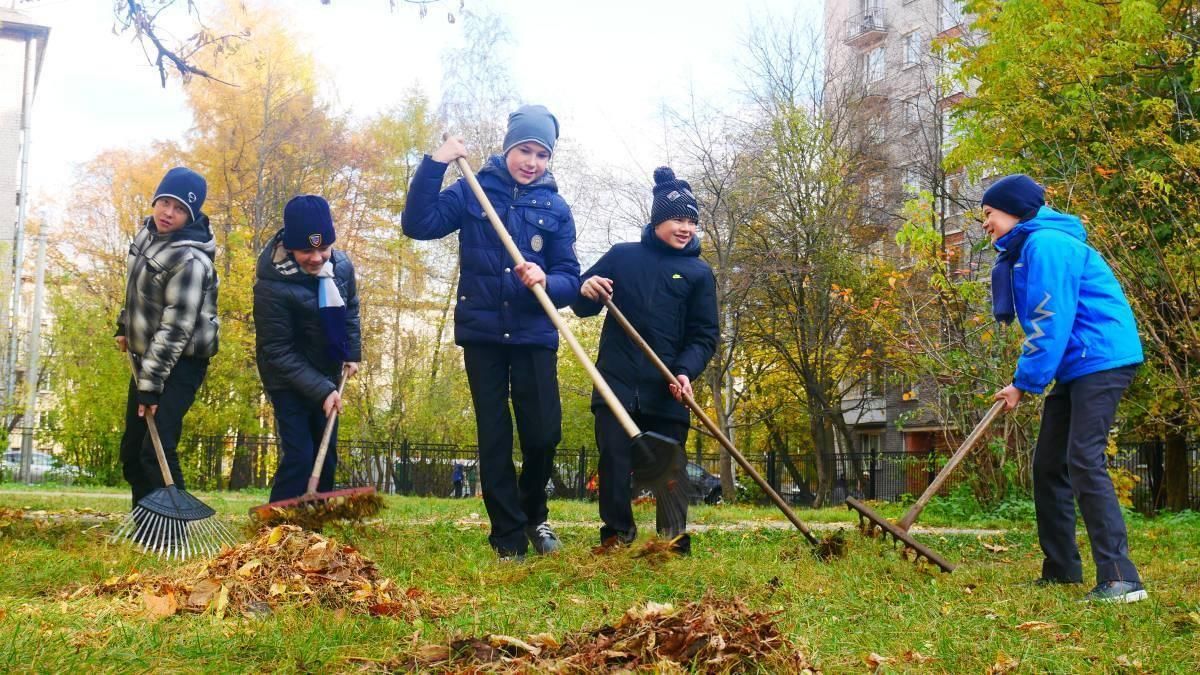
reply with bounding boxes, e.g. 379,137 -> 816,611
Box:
402,155 -> 580,349
995,206 -> 1143,393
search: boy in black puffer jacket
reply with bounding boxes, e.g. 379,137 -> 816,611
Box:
254,195 -> 361,502
572,167 -> 719,554
116,167 -> 219,508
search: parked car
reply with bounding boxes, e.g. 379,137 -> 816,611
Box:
685,462 -> 724,505
1,450 -> 84,483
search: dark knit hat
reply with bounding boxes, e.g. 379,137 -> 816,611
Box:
283,195 -> 336,250
981,174 -> 1045,221
152,167 -> 207,222
502,104 -> 559,155
650,167 -> 699,226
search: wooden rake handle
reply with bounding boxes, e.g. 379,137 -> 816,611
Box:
127,353 -> 175,487
896,399 -> 1007,531
307,367 -> 350,496
600,296 -> 820,546
448,151 -> 644,441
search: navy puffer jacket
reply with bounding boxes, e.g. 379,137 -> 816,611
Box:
402,155 -> 580,349
253,230 -> 362,404
571,225 -> 719,422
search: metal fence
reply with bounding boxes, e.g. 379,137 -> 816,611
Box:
5,428 -> 1198,514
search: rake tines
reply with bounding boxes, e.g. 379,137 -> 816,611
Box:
111,484 -> 238,561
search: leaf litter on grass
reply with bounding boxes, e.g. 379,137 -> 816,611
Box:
383,592 -> 818,673
65,524 -> 457,620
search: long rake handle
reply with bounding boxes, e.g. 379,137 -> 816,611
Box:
896,399 -> 1006,531
127,353 -> 175,486
601,297 -> 820,546
450,153 -> 642,440
307,368 -> 350,496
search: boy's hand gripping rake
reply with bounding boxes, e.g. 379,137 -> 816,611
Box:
249,368 -> 382,527
846,400 -> 1006,572
111,355 -> 237,560
447,146 -> 686,498
601,297 -> 844,558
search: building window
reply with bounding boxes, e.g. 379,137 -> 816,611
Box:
941,107 -> 960,151
864,46 -> 885,84
940,1 -> 965,32
903,31 -> 922,66
902,95 -> 921,128
903,165 -> 921,195
867,111 -> 887,142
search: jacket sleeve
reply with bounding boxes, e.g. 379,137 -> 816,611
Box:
344,258 -> 362,362
542,207 -> 582,308
1012,234 -> 1084,394
570,248 -> 616,318
137,256 -> 209,401
672,267 -> 719,380
254,282 -> 337,404
401,156 -> 466,241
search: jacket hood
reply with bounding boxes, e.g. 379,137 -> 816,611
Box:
641,222 -> 702,257
479,154 -> 559,193
996,205 -> 1085,252
256,229 -> 309,284
145,214 -> 216,260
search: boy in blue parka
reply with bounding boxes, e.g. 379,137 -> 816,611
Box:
402,105 -> 580,560
572,167 -> 719,554
985,174 -> 1146,603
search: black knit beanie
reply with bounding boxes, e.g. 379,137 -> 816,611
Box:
650,167 -> 699,226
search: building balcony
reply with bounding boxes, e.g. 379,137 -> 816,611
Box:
845,8 -> 888,47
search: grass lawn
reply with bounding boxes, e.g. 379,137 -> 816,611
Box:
0,485 -> 1196,672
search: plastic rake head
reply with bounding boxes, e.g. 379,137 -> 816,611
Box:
111,508 -> 237,561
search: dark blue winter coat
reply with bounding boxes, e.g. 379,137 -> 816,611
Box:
571,225 -> 719,422
253,230 -> 362,405
402,155 -> 581,349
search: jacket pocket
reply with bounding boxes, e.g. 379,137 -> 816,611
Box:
518,207 -> 560,260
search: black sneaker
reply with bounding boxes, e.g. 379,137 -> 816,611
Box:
667,533 -> 691,556
526,522 -> 561,555
1083,581 -> 1147,604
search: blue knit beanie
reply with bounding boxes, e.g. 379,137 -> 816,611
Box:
650,167 -> 699,226
502,104 -> 559,155
153,167 -> 207,222
981,174 -> 1045,221
283,195 -> 336,250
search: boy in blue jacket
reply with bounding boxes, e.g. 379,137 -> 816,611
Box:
985,174 -> 1146,603
572,167 -> 719,554
402,105 -> 580,560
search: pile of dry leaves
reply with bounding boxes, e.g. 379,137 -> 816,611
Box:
253,491 -> 385,530
390,593 -> 818,673
67,524 -> 453,620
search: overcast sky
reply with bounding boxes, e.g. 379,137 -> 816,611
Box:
16,0 -> 819,219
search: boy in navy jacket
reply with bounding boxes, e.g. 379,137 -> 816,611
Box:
402,105 -> 580,560
573,167 -> 719,554
985,174 -> 1146,603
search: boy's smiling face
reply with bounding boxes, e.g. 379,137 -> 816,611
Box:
152,196 -> 190,234
505,142 -> 551,185
982,205 -> 1020,244
655,217 -> 698,249
290,245 -> 333,275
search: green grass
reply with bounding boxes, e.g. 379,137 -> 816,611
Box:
1,486 -> 1197,672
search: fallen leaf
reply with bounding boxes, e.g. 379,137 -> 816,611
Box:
865,652 -> 889,670
527,632 -> 560,650
236,559 -> 261,577
982,543 -> 1010,553
1016,621 -> 1055,632
267,526 -> 285,546
143,590 -> 178,619
902,650 -> 934,663
988,653 -> 1019,674
414,644 -> 450,662
489,634 -> 541,656
187,578 -> 220,609
213,584 -> 229,618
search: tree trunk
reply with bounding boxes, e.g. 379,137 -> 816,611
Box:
228,430 -> 252,490
1164,425 -> 1190,512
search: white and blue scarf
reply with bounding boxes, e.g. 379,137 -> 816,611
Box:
317,261 -> 350,362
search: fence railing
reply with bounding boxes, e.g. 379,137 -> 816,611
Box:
4,429 -> 1197,514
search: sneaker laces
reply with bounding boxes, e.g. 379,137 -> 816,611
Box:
534,522 -> 558,541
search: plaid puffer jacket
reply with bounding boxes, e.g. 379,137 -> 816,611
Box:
116,215 -> 220,400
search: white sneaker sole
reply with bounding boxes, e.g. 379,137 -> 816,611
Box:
1089,589 -> 1148,604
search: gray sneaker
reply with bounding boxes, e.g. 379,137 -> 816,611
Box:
1084,581 -> 1148,604
526,522 -> 561,555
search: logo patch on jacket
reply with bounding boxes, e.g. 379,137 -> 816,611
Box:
308,233 -> 323,248
531,234 -> 544,252
672,273 -> 683,279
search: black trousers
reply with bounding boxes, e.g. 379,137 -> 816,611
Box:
594,406 -> 689,543
463,344 -> 561,555
268,388 -> 339,502
120,356 -> 209,508
1033,365 -> 1140,584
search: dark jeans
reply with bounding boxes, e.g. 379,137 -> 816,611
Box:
463,344 -> 561,555
594,406 -> 689,543
268,389 -> 339,502
1033,365 -> 1140,584
120,356 -> 209,508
